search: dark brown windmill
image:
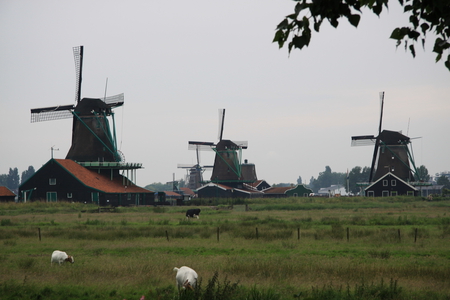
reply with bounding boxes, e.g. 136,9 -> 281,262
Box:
188,109 -> 253,187
30,46 -> 124,163
351,92 -> 419,183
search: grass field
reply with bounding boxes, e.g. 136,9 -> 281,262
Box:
1,197 -> 449,299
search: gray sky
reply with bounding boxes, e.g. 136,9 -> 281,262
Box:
1,0 -> 449,187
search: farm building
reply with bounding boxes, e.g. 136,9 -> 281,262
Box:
197,182 -> 264,198
364,172 -> 418,197
19,158 -> 154,206
246,180 -> 271,191
263,184 -> 313,198
0,186 -> 16,202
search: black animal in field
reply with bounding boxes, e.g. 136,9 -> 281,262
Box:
186,208 -> 201,219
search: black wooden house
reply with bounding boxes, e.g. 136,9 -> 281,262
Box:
19,159 -> 154,206
365,172 -> 418,197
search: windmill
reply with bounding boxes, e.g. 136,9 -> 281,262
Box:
351,92 -> 419,183
188,109 -> 252,187
30,46 -> 124,163
177,144 -> 213,190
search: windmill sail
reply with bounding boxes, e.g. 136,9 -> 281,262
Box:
30,45 -> 125,163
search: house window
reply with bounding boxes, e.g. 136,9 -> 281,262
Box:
49,178 -> 56,185
382,191 -> 389,197
391,180 -> 397,186
127,193 -> 131,200
367,191 -> 374,197
67,193 -> 73,199
383,180 -> 388,186
391,191 -> 398,196
293,193 -> 298,197
407,191 -> 414,196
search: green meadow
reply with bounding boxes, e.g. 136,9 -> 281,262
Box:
0,197 -> 449,299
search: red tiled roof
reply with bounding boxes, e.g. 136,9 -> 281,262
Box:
263,186 -> 293,194
180,187 -> 195,196
55,159 -> 153,194
164,191 -> 181,197
0,186 -> 15,197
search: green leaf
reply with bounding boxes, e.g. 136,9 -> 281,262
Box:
273,30 -> 286,47
347,14 -> 361,27
276,19 -> 289,30
390,28 -> 402,40
420,23 -> 430,35
409,44 -> 416,57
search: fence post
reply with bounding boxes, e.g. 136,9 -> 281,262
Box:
38,227 -> 41,241
398,229 -> 401,242
217,227 -> 220,242
414,228 -> 418,243
346,227 -> 349,242
256,227 -> 259,240
165,230 -> 169,242
297,227 -> 300,240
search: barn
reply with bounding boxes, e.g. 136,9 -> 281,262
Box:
364,172 -> 418,197
19,158 -> 154,206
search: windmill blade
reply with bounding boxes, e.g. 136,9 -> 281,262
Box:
104,93 -> 124,108
218,108 -> 225,141
351,135 -> 376,146
177,164 -> 197,169
188,141 -> 215,151
377,91 -> 384,134
232,141 -> 248,149
73,46 -> 83,104
30,104 -> 75,122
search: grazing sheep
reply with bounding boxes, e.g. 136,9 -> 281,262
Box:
51,250 -> 74,265
173,266 -> 198,290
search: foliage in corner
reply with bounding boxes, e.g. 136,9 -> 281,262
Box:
273,0 -> 450,71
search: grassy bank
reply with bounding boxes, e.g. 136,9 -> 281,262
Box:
1,198 -> 449,299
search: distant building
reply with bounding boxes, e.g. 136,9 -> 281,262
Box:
317,184 -> 348,197
246,180 -> 271,191
197,182 -> 264,198
263,184 -> 313,198
19,159 -> 154,206
0,186 -> 16,202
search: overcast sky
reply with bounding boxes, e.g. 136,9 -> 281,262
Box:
1,0 -> 449,187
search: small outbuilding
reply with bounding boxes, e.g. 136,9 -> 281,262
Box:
0,186 -> 16,202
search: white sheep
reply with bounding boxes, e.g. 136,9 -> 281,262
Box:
173,266 -> 198,291
51,250 -> 74,265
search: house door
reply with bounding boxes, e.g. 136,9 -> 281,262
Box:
91,192 -> 99,204
47,192 -> 57,202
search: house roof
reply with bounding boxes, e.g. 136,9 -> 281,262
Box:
0,186 -> 15,197
197,182 -> 263,195
54,159 -> 153,194
365,172 -> 418,191
163,191 -> 181,197
179,187 -> 196,196
247,180 -> 269,188
263,186 -> 294,194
